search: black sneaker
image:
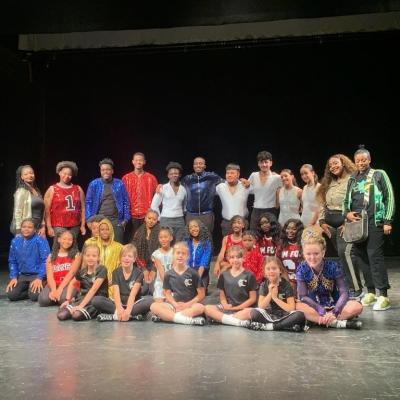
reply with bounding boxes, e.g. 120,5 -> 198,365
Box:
97,313 -> 114,322
248,322 -> 266,331
346,319 -> 363,330
349,289 -> 363,300
151,314 -> 162,323
292,324 -> 304,333
131,314 -> 144,321
190,317 -> 205,326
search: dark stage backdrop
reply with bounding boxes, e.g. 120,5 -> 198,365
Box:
1,33 -> 399,255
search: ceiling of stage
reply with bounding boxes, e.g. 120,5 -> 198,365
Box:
1,1 -> 400,51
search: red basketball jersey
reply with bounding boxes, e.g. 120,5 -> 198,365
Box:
52,255 -> 74,286
258,235 -> 277,257
50,184 -> 81,227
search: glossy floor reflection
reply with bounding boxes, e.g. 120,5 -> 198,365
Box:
0,260 -> 399,400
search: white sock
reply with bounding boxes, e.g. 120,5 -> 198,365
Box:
263,323 -> 274,331
329,319 -> 347,328
173,312 -> 193,325
113,312 -> 119,321
221,314 -> 246,327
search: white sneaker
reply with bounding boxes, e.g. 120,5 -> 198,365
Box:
372,296 -> 391,311
361,293 -> 377,306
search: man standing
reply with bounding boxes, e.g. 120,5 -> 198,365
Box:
85,158 -> 130,243
216,163 -> 250,237
182,157 -> 223,234
122,152 -> 158,239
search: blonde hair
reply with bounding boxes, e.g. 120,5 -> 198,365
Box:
173,241 -> 189,255
226,245 -> 244,258
301,226 -> 326,250
120,243 -> 138,260
81,244 -> 100,269
264,256 -> 289,281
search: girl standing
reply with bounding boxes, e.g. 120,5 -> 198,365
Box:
277,169 -> 302,226
300,164 -> 321,227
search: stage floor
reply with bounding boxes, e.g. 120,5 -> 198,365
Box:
0,260 -> 399,400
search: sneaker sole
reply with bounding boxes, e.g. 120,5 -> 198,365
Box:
373,305 -> 391,311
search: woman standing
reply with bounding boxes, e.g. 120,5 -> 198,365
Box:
44,161 -> 86,238
11,165 -> 45,237
316,154 -> 361,297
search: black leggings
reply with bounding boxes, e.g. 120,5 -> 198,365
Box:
91,295 -> 154,316
251,308 -> 306,331
7,277 -> 40,302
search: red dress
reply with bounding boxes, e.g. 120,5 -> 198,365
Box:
50,184 -> 81,228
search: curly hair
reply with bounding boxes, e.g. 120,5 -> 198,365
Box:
316,154 -> 356,205
280,218 -> 304,247
56,161 -> 78,176
257,212 -> 281,244
183,219 -> 212,244
50,228 -> 79,261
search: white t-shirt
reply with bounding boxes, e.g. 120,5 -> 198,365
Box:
151,183 -> 187,218
216,181 -> 249,220
249,171 -> 282,209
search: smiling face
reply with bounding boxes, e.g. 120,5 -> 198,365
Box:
100,163 -> 113,181
58,231 -> 74,251
173,244 -> 189,267
158,229 -> 173,249
193,157 -> 206,174
280,171 -> 293,187
258,159 -> 272,173
145,211 -> 158,229
188,220 -> 200,238
132,154 -> 146,171
99,223 -> 111,241
265,261 -> 281,282
167,168 -> 181,184
302,243 -> 325,269
259,217 -> 271,234
20,166 -> 35,185
354,152 -> 371,173
227,249 -> 243,270
300,166 -> 314,184
121,250 -> 136,268
225,169 -> 240,184
20,220 -> 35,238
285,222 -> 297,241
84,246 -> 100,268
328,157 -> 344,177
58,167 -> 73,185
231,217 -> 245,234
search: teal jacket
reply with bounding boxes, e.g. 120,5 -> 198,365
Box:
343,168 -> 395,226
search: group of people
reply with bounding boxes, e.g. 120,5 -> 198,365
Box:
6,145 -> 395,330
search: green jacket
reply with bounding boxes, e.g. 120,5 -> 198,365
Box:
343,168 -> 395,226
